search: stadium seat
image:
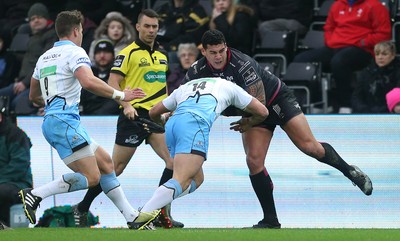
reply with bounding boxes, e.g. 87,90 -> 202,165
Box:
282,62 -> 329,113
255,30 -> 298,63
313,0 -> 334,22
297,30 -> 325,53
253,53 -> 287,77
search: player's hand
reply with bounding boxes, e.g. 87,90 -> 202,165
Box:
123,105 -> 138,120
160,112 -> 171,125
123,87 -> 146,101
229,118 -> 252,133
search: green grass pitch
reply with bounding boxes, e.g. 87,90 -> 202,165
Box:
1,228 -> 400,241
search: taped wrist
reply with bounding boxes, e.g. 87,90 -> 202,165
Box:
112,89 -> 125,101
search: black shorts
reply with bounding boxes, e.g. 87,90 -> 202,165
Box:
256,84 -> 303,132
115,108 -> 152,147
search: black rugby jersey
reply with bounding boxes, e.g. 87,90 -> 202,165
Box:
184,48 -> 282,107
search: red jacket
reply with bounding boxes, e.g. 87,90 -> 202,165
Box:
324,0 -> 392,55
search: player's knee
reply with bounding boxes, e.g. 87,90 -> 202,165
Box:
246,156 -> 264,173
86,172 -> 101,187
114,162 -> 127,176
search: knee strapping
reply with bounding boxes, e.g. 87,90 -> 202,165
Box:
63,173 -> 88,192
100,172 -> 120,194
163,179 -> 182,199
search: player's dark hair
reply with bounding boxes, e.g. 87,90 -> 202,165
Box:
55,10 -> 84,38
138,9 -> 159,23
201,30 -> 226,49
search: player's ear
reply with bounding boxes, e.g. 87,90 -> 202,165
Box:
201,46 -> 206,56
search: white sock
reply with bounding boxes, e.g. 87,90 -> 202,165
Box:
141,185 -> 174,212
31,173 -> 88,199
105,186 -> 139,222
31,177 -> 77,199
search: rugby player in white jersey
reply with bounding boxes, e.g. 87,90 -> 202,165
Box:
18,10 -> 160,230
134,77 -> 268,225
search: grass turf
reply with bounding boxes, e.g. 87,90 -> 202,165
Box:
1,228 -> 400,241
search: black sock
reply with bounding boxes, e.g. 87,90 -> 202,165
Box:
250,169 -> 280,224
159,168 -> 173,186
318,142 -> 353,177
77,184 -> 103,213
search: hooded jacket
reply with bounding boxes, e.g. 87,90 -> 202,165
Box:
88,14 -> 136,62
324,0 -> 392,55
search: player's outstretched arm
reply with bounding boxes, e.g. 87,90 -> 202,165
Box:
230,97 -> 268,133
149,101 -> 170,125
75,66 -> 146,101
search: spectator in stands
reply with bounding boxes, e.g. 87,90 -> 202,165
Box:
167,43 -> 199,94
88,12 -> 136,63
0,34 -> 19,89
386,88 -> 400,114
155,0 -> 210,51
352,41 -> 400,113
293,0 -> 392,113
0,2 -> 57,115
250,0 -> 313,39
209,0 -> 256,56
80,39 -> 119,115
0,97 -> 33,228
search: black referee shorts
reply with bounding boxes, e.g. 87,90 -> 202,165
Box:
115,108 -> 152,147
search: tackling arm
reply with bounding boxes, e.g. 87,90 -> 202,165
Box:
230,97 -> 268,133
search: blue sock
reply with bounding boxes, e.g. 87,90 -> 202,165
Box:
63,173 -> 88,192
100,172 -> 120,194
163,178 -> 182,199
189,180 -> 197,193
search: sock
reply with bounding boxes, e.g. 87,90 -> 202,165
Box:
159,168 -> 173,186
141,179 -> 181,212
250,168 -> 279,224
32,173 -> 88,199
317,142 -> 353,177
77,184 -> 102,213
177,180 -> 197,198
100,172 -> 139,222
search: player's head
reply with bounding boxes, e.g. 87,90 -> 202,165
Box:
201,29 -> 226,48
55,10 -> 84,46
201,30 -> 228,70
136,9 -> 159,46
